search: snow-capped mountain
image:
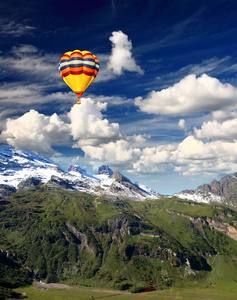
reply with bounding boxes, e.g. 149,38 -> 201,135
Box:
0,146 -> 159,200
173,173 -> 237,208
172,189 -> 223,204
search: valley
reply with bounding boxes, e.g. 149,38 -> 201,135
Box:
0,187 -> 237,298
0,147 -> 237,299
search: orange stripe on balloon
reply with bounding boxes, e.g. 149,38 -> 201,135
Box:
70,66 -> 83,72
70,70 -> 83,75
71,53 -> 83,59
83,70 -> 95,76
83,53 -> 94,59
83,66 -> 95,72
61,70 -> 70,77
61,54 -> 70,60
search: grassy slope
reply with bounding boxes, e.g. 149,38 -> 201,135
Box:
0,187 -> 237,297
13,281 -> 237,300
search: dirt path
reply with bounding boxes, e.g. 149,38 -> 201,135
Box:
36,281 -> 131,294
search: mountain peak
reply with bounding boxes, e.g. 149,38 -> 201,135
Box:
0,147 -> 159,200
68,165 -> 86,174
111,170 -> 131,183
97,165 -> 113,176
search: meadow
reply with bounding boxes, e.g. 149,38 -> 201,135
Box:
14,280 -> 237,300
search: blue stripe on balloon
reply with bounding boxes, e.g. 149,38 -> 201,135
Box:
60,65 -> 69,71
69,57 -> 83,61
83,63 -> 95,69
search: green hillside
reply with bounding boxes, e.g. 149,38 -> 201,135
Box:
0,186 -> 237,298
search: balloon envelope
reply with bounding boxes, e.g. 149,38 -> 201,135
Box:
58,50 -> 99,103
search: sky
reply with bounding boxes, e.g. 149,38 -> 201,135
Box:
1,0 -> 237,194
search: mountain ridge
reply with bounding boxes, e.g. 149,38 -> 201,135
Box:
1,146 -> 237,296
1,146 -> 237,208
0,146 -> 159,200
0,187 -> 237,294
174,173 -> 237,209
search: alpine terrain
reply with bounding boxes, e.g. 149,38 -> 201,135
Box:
174,173 -> 237,209
0,146 -> 237,299
0,146 -> 160,201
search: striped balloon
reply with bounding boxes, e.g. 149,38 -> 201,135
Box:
58,50 -> 99,104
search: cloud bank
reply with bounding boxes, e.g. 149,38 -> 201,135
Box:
1,94 -> 237,180
135,74 -> 237,116
0,98 -> 122,155
1,110 -> 70,154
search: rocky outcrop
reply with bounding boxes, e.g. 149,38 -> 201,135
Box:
111,170 -> 131,183
46,176 -> 75,190
110,171 -> 150,198
107,218 -> 135,236
166,209 -> 237,241
65,223 -> 94,253
0,184 -> 16,198
198,172 -> 237,205
17,177 -> 42,191
206,218 -> 237,241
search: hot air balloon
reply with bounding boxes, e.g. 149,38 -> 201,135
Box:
58,50 -> 99,104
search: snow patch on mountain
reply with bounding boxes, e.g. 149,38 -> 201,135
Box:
0,146 -> 159,200
136,182 -> 161,197
0,147 -> 63,188
172,189 -> 223,204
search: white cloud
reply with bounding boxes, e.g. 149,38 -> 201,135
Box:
68,98 -> 122,147
0,98 -> 123,155
211,110 -> 237,121
2,101 -> 237,181
82,140 -> 141,164
11,44 -> 38,54
0,82 -> 76,121
135,74 -> 237,116
194,118 -> 237,141
0,45 -> 59,81
0,20 -> 35,36
178,119 -> 186,129
133,144 -> 175,174
172,136 -> 237,176
107,30 -> 144,75
131,135 -> 237,177
172,136 -> 216,160
0,110 -> 70,154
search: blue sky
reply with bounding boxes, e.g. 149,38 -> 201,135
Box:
1,0 -> 237,194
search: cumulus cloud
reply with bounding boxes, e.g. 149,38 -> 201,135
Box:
194,119 -> 237,141
0,98 -> 123,155
82,140 -> 141,165
133,144 -> 175,174
131,135 -> 237,176
2,100 -> 237,180
135,74 -> 237,116
107,30 -> 144,75
0,110 -> 70,154
172,136 -> 237,176
211,110 -> 237,121
68,98 -> 122,147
